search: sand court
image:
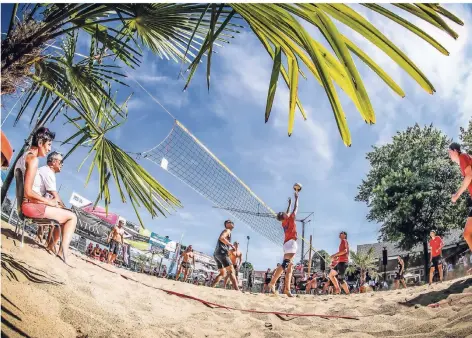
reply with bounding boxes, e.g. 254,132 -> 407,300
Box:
2,221 -> 472,338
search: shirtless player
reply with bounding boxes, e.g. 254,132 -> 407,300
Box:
107,219 -> 125,265
268,191 -> 299,297
175,245 -> 195,282
224,241 -> 242,288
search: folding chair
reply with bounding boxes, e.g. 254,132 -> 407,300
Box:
14,168 -> 64,260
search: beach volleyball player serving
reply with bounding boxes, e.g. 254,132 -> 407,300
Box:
267,183 -> 301,297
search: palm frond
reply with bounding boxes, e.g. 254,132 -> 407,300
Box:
62,94 -> 182,224
225,3 -> 462,145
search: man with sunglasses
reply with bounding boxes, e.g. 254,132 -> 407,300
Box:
211,220 -> 239,290
37,151 -> 65,243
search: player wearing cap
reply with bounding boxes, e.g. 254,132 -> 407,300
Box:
449,142 -> 472,274
429,230 -> 444,285
211,220 -> 239,290
329,231 -> 350,295
267,191 -> 299,297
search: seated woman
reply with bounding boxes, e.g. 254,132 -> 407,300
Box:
16,127 -> 77,263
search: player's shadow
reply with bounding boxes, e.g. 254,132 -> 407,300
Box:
1,228 -> 38,247
1,253 -> 63,285
1,294 -> 31,338
399,277 -> 472,307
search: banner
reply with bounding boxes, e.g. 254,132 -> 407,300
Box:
69,192 -> 92,208
132,233 -> 150,243
81,204 -> 119,226
72,206 -> 112,243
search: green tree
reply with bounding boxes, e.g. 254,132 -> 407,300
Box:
459,119 -> 472,154
345,248 -> 378,285
356,124 -> 467,282
241,261 -> 253,271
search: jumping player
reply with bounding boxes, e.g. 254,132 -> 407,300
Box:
268,192 -> 299,297
175,245 -> 195,282
429,230 -> 444,285
393,255 -> 407,290
211,220 -> 239,290
449,142 -> 472,274
329,231 -> 350,295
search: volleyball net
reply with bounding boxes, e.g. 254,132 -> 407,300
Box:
142,120 -> 299,252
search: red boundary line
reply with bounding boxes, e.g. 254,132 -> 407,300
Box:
75,253 -> 360,320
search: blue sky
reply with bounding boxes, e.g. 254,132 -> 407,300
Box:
2,4 -> 472,270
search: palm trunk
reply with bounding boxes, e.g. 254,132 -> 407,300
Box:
360,269 -> 366,286
1,97 -> 61,204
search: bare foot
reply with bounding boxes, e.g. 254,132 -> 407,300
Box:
268,284 -> 278,297
284,290 -> 294,298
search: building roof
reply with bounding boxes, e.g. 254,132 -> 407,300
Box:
356,228 -> 464,258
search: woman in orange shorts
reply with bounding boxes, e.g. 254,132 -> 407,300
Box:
15,127 -> 77,263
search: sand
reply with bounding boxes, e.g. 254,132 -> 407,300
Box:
2,221 -> 472,338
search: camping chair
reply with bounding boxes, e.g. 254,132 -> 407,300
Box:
14,168 -> 64,260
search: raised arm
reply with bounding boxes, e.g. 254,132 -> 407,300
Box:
291,192 -> 299,216
286,197 -> 292,214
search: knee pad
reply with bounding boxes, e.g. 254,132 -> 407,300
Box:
281,259 -> 291,270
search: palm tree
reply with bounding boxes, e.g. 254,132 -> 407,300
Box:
1,4 -> 464,222
346,247 -> 379,286
2,4 -> 463,144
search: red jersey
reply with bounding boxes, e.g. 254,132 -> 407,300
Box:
330,257 -> 339,268
429,236 -> 443,257
282,213 -> 297,243
459,153 -> 472,195
338,239 -> 349,263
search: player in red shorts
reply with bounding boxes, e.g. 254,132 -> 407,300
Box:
428,230 -> 444,285
449,142 -> 472,274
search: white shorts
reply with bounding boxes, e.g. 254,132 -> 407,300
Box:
283,239 -> 298,254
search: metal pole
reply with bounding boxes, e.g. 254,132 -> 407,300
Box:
245,235 -> 250,288
308,235 -> 313,275
246,236 -> 250,265
301,220 -> 305,264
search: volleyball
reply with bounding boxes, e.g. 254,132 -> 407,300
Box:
293,183 -> 302,192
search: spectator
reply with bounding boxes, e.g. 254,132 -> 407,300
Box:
86,242 -> 93,256
16,127 -> 77,263
161,265 -> 168,278
92,244 -> 101,259
37,151 -> 65,245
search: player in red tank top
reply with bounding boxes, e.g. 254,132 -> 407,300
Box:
449,143 -> 472,274
328,231 -> 350,295
267,190 -> 299,298
428,230 -> 444,285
